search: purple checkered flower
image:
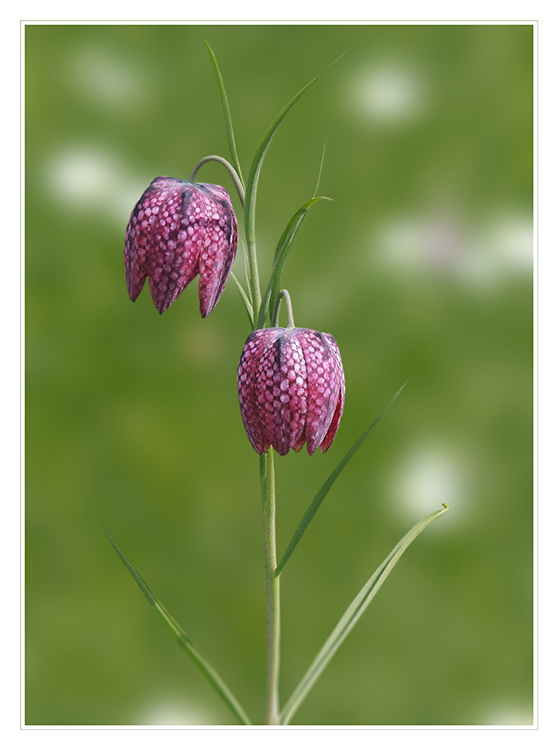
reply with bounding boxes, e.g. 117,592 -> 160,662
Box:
125,177 -> 238,316
237,327 -> 345,456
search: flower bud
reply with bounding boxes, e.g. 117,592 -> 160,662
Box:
238,327 -> 345,456
125,177 -> 238,316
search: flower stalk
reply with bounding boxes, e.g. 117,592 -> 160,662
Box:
273,289 -> 295,329
260,450 -> 280,724
189,155 -> 246,208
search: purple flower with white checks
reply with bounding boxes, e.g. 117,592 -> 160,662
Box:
237,327 -> 345,456
125,177 -> 238,316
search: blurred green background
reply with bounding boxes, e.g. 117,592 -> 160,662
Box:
25,24 -> 533,726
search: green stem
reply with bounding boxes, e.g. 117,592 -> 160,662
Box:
272,289 -> 295,329
189,155 -> 245,208
260,450 -> 280,724
247,238 -> 262,327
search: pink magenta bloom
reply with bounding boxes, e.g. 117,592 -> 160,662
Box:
125,177 -> 238,316
237,327 -> 345,456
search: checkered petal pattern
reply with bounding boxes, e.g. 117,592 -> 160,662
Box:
124,177 -> 238,316
237,327 -> 345,456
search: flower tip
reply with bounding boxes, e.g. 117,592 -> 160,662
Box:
199,296 -> 212,318
153,294 -> 170,315
199,297 -> 215,318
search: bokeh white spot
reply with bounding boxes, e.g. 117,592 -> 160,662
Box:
70,46 -> 146,111
480,699 -> 533,725
350,61 -> 426,124
389,442 -> 471,529
373,209 -> 533,288
46,144 -> 150,225
138,696 -> 220,725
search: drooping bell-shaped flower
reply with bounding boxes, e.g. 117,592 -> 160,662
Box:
237,327 -> 345,456
125,177 -> 238,316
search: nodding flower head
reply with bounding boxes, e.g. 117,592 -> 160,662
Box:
237,327 -> 345,456
125,177 -> 238,316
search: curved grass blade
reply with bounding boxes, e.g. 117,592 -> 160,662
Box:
313,143 -> 327,199
244,52 -> 346,249
274,382 -> 408,578
280,503 -> 449,725
102,525 -> 252,726
231,271 -> 254,327
244,52 -> 347,320
257,147 -> 330,328
256,196 -> 331,329
205,41 -> 245,189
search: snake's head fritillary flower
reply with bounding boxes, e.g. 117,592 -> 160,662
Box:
237,327 -> 345,456
125,177 -> 238,316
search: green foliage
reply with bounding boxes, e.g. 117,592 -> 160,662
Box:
205,41 -> 245,190
102,525 -> 252,725
281,504 -> 448,724
257,196 -> 331,329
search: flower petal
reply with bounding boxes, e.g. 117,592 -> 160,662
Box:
125,179 -> 166,301
238,329 -> 282,454
196,184 -> 238,318
258,330 -> 308,455
319,334 -> 345,452
147,180 -> 205,314
297,330 -> 342,455
292,426 -> 307,453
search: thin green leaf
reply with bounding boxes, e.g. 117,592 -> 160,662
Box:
231,272 -> 254,327
241,240 -> 253,304
313,143 -> 327,199
256,196 -> 331,330
102,525 -> 252,726
280,503 -> 449,725
274,382 -> 408,578
244,51 -> 347,253
264,147 -> 330,326
205,41 -> 245,189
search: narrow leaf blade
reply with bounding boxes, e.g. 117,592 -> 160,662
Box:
205,41 -> 245,189
275,382 -> 408,578
313,143 -> 327,199
102,525 -> 252,725
231,271 -> 254,327
256,196 -> 331,329
244,52 -> 347,251
280,504 -> 449,725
